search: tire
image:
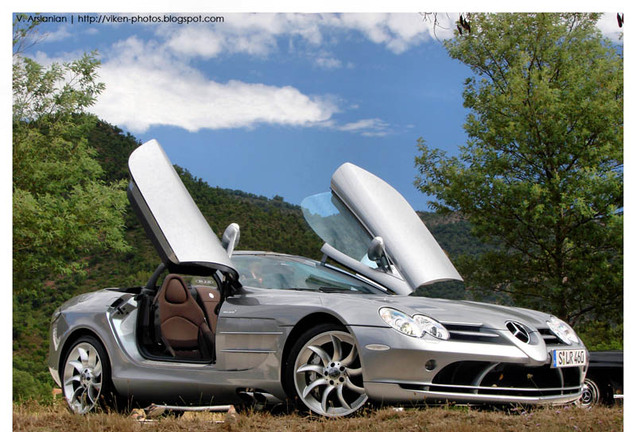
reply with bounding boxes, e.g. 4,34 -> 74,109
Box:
284,323 -> 368,417
579,377 -> 601,407
61,336 -> 115,414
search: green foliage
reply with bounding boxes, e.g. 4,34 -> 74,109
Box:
13,24 -> 130,402
13,14 -> 46,56
13,291 -> 60,403
415,13 -> 623,327
13,369 -> 53,403
13,52 -> 105,121
87,118 -> 142,182
176,167 -> 324,260
413,214 -> 490,301
576,321 -> 623,351
13,49 -> 129,284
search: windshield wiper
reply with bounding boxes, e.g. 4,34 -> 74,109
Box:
286,286 -> 366,294
318,286 -> 364,294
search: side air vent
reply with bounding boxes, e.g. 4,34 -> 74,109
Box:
443,322 -> 504,344
506,321 -> 530,344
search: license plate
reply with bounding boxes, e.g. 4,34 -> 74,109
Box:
552,349 -> 587,368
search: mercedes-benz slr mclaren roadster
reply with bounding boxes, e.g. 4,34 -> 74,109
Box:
48,140 -> 588,417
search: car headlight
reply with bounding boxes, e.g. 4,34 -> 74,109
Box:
379,307 -> 449,340
547,316 -> 579,345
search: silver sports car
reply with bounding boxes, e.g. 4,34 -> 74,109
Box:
48,140 -> 588,417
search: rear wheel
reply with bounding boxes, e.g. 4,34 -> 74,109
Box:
285,324 -> 368,417
62,336 -> 114,414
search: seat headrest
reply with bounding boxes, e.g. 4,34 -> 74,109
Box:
165,277 -> 188,304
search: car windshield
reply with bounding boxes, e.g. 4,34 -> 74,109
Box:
232,254 -> 386,294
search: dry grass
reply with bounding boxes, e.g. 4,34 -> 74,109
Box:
13,400 -> 623,432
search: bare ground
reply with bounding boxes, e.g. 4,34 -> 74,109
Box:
13,400 -> 623,432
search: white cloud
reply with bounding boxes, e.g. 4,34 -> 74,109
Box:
164,27 -> 225,58
42,26 -> 73,43
150,12 -> 446,82
334,13 -> 442,54
28,34 -> 383,136
313,52 -> 343,69
417,13 -> 458,40
157,12 -> 622,61
338,118 -> 391,137
91,37 -> 338,133
597,13 -> 623,43
164,25 -> 278,58
158,12 -> 446,62
161,13 -> 325,59
36,12 -> 622,138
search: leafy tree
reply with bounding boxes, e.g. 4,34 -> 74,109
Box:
12,25 -> 129,287
12,13 -> 46,56
12,22 -> 131,401
415,13 -> 622,327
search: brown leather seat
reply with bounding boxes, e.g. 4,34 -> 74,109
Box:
155,274 -> 214,359
194,286 -> 222,333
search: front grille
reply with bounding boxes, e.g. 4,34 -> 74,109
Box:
407,361 -> 583,399
441,322 -> 568,347
443,322 -> 506,344
538,328 -> 567,346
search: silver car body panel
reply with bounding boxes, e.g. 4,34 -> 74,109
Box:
48,277 -> 585,407
331,162 -> 462,292
128,140 -> 237,276
304,163 -> 462,295
319,242 -> 413,295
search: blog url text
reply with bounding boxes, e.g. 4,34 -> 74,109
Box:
15,13 -> 225,25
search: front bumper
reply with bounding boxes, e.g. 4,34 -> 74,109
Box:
364,381 -> 582,405
351,325 -> 586,405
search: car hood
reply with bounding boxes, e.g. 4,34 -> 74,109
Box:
375,295 -> 551,330
320,293 -> 568,363
302,163 -> 462,294
128,140 -> 238,278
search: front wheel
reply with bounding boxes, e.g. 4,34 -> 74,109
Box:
285,324 -> 368,417
62,336 -> 113,414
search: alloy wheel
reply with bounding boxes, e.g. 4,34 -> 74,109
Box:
62,340 -> 105,414
579,377 -> 601,407
293,329 -> 367,416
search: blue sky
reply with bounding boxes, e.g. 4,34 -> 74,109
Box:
19,12 -> 623,209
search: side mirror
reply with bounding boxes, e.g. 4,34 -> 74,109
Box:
222,223 -> 240,257
367,236 -> 390,272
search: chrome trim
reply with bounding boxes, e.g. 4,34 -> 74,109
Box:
506,321 -> 530,344
423,382 -> 582,393
449,330 -> 499,338
365,344 -> 391,351
218,331 -> 283,335
442,321 -> 485,327
472,363 -> 499,388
